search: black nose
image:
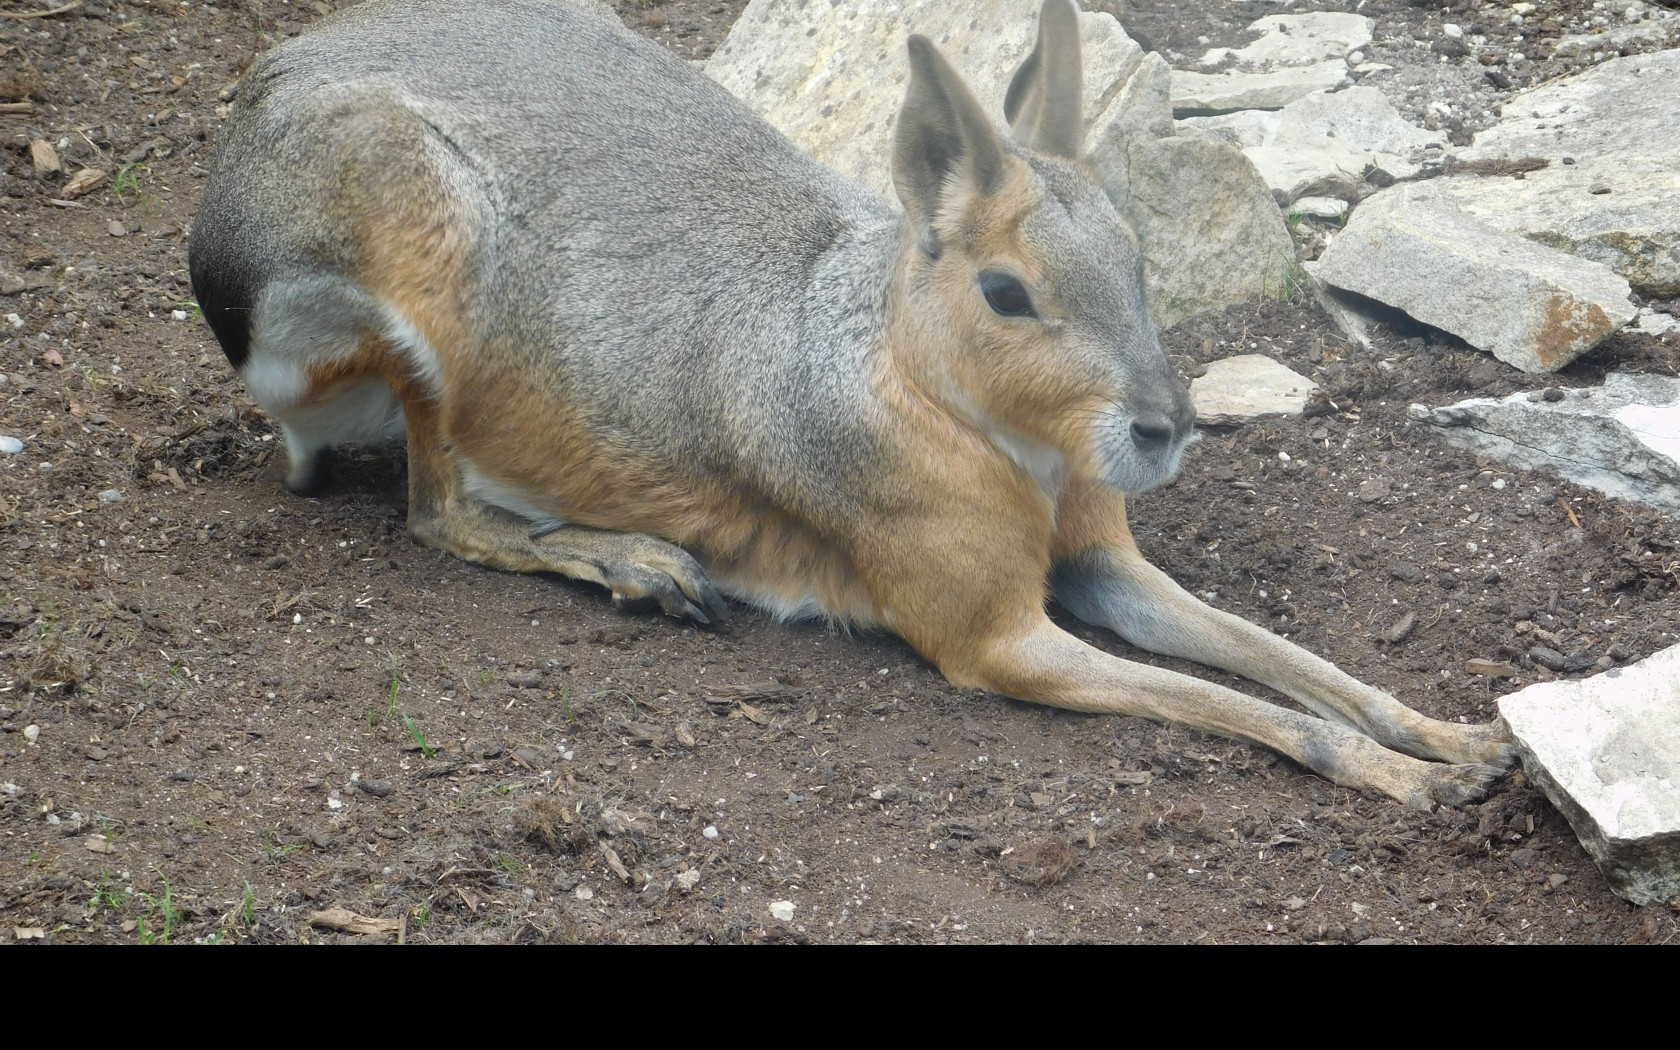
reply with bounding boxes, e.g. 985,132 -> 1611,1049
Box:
1130,413 -> 1176,452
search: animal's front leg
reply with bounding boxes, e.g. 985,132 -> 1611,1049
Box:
1049,478 -> 1515,769
943,614 -> 1506,808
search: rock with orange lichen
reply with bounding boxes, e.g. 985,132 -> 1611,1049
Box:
1313,182 -> 1634,373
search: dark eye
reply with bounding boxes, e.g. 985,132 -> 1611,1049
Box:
979,270 -> 1036,319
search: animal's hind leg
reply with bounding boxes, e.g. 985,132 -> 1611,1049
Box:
398,391 -> 726,624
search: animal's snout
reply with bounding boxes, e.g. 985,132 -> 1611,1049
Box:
1129,413 -> 1175,452
1128,382 -> 1195,455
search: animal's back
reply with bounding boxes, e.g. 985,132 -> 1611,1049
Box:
194,0 -> 899,535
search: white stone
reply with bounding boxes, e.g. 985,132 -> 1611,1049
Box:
1292,195 -> 1348,220
23,725 -> 39,744
97,489 -> 123,505
1171,62 -> 1352,114
1313,182 -> 1636,373
711,1 -> 1292,328
1441,49 -> 1680,296
0,435 -> 22,455
1407,373 -> 1680,512
768,900 -> 796,921
1499,643 -> 1680,906
1190,355 -> 1318,425
1443,23 -> 1463,39
1197,13 -> 1373,70
1633,308 -> 1677,336
1180,86 -> 1442,201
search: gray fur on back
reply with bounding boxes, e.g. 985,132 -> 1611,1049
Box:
197,0 -> 903,522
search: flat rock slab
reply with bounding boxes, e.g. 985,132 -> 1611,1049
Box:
1499,643 -> 1680,906
1190,354 -> 1317,424
1197,12 -> 1372,69
1181,86 -> 1442,200
1441,49 -> 1680,297
1171,61 -> 1351,115
1408,372 -> 1680,513
1553,11 -> 1679,59
1313,182 -> 1635,372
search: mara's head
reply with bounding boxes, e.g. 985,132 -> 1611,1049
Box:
888,0 -> 1194,494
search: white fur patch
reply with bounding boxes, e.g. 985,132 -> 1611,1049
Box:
275,377 -> 406,463
459,461 -> 560,524
942,388 -> 1064,503
987,425 -> 1064,503
380,303 -> 443,398
241,354 -> 310,410
719,578 -> 827,624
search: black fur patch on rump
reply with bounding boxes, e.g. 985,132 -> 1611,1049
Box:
188,244 -> 257,369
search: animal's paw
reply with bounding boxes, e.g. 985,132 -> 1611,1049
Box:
1408,760 -> 1509,811
1466,717 -> 1519,769
603,547 -> 727,625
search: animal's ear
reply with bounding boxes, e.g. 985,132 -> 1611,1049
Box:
1002,0 -> 1084,159
892,34 -> 1007,252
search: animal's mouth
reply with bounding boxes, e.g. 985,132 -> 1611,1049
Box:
1092,400 -> 1199,494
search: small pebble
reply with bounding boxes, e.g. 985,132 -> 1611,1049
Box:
98,489 -> 123,505
23,724 -> 40,744
107,220 -> 127,237
171,309 -> 189,321
0,435 -> 23,455
702,825 -> 720,840
769,900 -> 796,922
1528,645 -> 1567,672
1442,23 -> 1463,38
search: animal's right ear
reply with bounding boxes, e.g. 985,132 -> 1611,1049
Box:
892,35 -> 1007,256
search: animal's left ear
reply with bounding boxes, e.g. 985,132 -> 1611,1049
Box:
1003,0 -> 1085,159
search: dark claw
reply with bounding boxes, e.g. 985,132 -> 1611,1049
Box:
695,576 -> 729,621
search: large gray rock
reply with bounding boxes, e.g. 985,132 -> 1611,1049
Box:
708,0 -> 1292,328
1181,86 -> 1443,201
1407,373 -> 1680,513
706,0 -> 1143,200
1094,133 -> 1295,328
1314,182 -> 1636,372
1499,643 -> 1680,906
1190,355 -> 1317,425
1437,49 -> 1680,297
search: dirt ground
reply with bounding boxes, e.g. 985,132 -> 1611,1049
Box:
4,0 -> 1680,944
